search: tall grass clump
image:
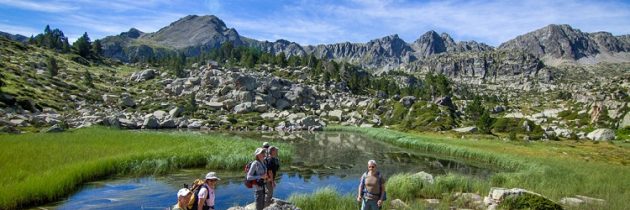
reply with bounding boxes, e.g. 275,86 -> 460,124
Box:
327,126 -> 630,210
387,173 -> 489,202
386,173 -> 429,201
327,126 -> 527,171
0,126 -> 292,209
288,187 -> 357,210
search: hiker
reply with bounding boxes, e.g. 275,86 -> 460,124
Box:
173,188 -> 192,210
357,160 -> 386,210
265,146 -> 280,207
194,172 -> 220,210
262,142 -> 270,156
247,148 -> 268,210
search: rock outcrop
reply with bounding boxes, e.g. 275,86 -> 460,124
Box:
499,24 -> 630,64
227,198 -> 300,210
586,128 -> 616,141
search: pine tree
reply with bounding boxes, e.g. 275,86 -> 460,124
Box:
287,55 -> 301,67
174,52 -> 187,78
91,39 -> 102,57
435,74 -> 451,97
307,55 -> 318,68
275,52 -> 287,68
0,72 -> 5,92
465,95 -> 485,121
241,52 -> 255,68
73,32 -> 92,58
47,57 -> 58,77
83,70 -> 94,88
476,110 -> 494,134
185,92 -> 198,116
28,35 -> 36,45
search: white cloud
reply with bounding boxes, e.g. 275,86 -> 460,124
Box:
0,0 -> 77,12
220,0 -> 630,46
2,0 -> 629,47
317,0 -> 630,46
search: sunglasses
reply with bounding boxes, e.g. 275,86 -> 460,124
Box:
368,165 -> 376,168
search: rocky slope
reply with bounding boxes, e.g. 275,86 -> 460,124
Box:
0,31 -> 28,43
99,15 -> 629,72
409,50 -> 545,84
499,24 -> 630,64
100,15 -> 495,71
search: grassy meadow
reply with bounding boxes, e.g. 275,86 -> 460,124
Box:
315,126 -> 630,210
0,127 -> 291,209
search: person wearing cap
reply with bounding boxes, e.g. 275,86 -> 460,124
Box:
247,148 -> 268,210
262,142 -> 270,157
357,160 -> 386,210
173,188 -> 192,210
195,172 -> 220,210
264,146 -> 280,207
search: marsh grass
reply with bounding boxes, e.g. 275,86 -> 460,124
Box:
327,126 -> 630,210
0,127 -> 292,209
288,187 -> 357,210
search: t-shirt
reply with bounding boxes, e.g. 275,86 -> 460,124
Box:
265,157 -> 280,178
197,185 -> 215,207
246,160 -> 267,190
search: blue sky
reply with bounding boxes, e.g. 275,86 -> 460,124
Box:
1,0 -> 629,46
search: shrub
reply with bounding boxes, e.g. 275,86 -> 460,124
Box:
289,187 -> 356,210
499,193 -> 563,210
386,173 -> 427,201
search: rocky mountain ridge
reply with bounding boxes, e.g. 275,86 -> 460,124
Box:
499,24 -> 630,64
98,15 -> 629,71
0,31 -> 28,43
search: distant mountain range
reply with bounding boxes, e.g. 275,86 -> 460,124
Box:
3,15 -> 629,71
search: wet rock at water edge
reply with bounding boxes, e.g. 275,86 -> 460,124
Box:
227,198 -> 300,210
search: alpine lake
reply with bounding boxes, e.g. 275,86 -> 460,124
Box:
34,131 -> 493,210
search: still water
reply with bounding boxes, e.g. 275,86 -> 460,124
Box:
36,131 -> 492,210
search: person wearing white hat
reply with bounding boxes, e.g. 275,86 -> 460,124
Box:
194,172 -> 220,210
247,148 -> 268,210
262,142 -> 270,157
172,188 -> 192,210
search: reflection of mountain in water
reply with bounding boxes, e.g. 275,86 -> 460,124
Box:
261,132 -> 493,179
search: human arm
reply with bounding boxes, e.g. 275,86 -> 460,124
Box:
378,177 -> 386,207
197,188 -> 207,210
356,174 -> 364,202
246,161 -> 267,181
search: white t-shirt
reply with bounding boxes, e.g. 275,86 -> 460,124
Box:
197,185 -> 215,207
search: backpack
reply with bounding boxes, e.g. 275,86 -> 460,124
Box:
190,180 -> 210,210
187,179 -> 205,209
360,171 -> 387,201
243,160 -> 258,188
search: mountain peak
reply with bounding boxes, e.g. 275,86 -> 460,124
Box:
121,28 -> 143,39
499,23 -> 629,61
145,14 -> 240,49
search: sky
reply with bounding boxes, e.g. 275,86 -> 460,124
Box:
0,0 -> 629,46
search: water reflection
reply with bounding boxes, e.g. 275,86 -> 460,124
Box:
258,131 -> 492,178
35,131 -> 493,210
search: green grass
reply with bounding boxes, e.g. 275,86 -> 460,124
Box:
288,187 -> 358,210
327,126 -> 630,210
0,126 -> 292,209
